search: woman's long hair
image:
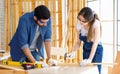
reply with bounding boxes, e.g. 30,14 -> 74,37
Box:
78,7 -> 102,42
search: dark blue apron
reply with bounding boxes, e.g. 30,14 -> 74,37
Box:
80,33 -> 103,74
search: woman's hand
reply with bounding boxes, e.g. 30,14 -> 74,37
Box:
80,59 -> 92,66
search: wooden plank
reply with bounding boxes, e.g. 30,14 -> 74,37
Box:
108,67 -> 113,74
58,0 -> 62,47
23,0 -> 27,13
0,69 -> 14,74
11,0 -> 16,36
27,0 -> 31,11
16,0 -> 19,29
31,0 -> 36,10
0,64 -> 24,70
67,0 -> 72,54
44,0 -> 48,7
4,0 -> 7,52
107,51 -> 120,74
52,0 -> 57,46
6,0 -> 11,52
0,69 -> 28,74
14,70 -> 28,74
72,0 -> 77,48
111,51 -> 120,74
83,0 -> 86,7
18,0 -> 23,16
115,51 -> 120,62
0,64 -> 28,74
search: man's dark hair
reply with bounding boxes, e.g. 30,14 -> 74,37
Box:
34,5 -> 50,20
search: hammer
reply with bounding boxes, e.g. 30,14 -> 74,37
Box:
64,53 -> 68,61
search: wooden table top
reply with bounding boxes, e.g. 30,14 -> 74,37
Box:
28,63 -> 99,74
0,63 -> 99,74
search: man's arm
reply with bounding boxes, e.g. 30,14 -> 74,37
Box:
22,48 -> 36,63
44,41 -> 51,60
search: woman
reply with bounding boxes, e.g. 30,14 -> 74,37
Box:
68,7 -> 103,74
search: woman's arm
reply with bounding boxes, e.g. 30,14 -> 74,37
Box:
72,30 -> 81,52
67,30 -> 81,58
89,25 -> 100,60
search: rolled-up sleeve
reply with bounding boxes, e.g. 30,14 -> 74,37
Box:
17,17 -> 29,49
44,18 -> 52,42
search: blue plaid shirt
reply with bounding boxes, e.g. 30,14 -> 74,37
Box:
9,12 -> 52,61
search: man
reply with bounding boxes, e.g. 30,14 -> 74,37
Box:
9,5 -> 56,65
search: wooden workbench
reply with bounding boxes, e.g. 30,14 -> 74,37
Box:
0,63 -> 99,74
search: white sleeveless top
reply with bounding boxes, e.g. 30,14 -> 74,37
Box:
76,20 -> 101,43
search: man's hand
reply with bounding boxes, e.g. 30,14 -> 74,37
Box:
35,61 -> 48,67
48,58 -> 58,66
80,59 -> 92,66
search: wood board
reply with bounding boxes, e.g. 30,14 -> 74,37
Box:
0,63 -> 99,74
108,51 -> 120,74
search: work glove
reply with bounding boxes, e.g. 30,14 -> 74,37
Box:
48,58 -> 58,66
67,51 -> 75,58
80,59 -> 92,66
35,61 -> 48,67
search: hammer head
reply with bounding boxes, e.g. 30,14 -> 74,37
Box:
64,53 -> 68,61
